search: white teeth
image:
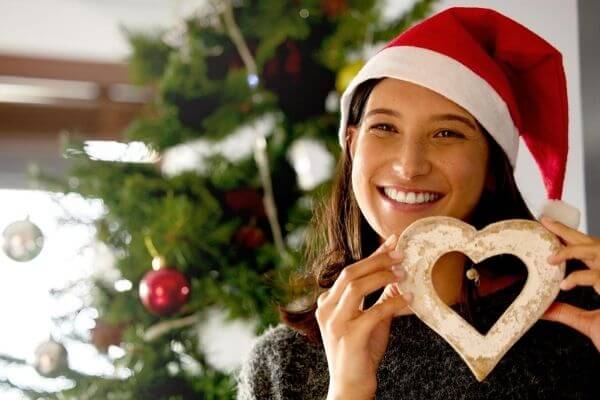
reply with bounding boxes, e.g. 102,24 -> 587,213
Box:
383,187 -> 440,205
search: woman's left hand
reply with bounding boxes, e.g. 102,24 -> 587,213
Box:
539,216 -> 600,351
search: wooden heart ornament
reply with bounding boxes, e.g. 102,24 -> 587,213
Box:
394,216 -> 565,382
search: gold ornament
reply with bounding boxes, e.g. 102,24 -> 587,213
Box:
336,60 -> 365,93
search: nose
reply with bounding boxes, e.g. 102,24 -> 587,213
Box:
390,137 -> 432,180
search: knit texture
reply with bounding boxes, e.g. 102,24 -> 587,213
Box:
236,282 -> 600,399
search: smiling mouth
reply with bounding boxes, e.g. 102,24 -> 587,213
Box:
378,186 -> 445,206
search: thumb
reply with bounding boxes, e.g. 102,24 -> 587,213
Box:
374,283 -> 413,317
371,234 -> 398,257
375,284 -> 397,305
541,301 -> 590,337
355,290 -> 411,337
375,283 -> 412,314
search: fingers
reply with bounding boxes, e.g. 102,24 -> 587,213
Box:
350,292 -> 412,340
548,244 -> 600,269
559,269 -> 600,294
318,234 -> 397,307
317,236 -> 397,308
317,289 -> 329,308
540,216 -> 596,246
316,233 -> 408,344
374,283 -> 400,306
325,246 -> 404,307
541,301 -> 591,338
332,268 -> 406,322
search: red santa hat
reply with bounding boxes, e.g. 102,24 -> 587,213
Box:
337,6 -> 580,229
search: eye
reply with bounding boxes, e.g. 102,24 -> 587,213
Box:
434,129 -> 465,139
368,123 -> 396,134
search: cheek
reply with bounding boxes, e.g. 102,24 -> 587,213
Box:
351,149 -> 371,200
351,139 -> 381,208
443,148 -> 488,200
351,137 -> 373,184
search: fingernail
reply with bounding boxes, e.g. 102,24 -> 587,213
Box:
547,254 -> 559,263
542,216 -> 554,224
402,292 -> 413,303
389,249 -> 403,259
391,264 -> 405,279
559,280 -> 570,290
384,234 -> 397,247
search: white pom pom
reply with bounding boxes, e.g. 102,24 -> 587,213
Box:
539,200 -> 581,229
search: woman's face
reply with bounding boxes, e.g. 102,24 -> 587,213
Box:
347,78 -> 490,240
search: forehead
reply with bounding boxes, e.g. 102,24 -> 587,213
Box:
365,78 -> 475,118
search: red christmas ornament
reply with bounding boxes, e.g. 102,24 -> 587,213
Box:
234,226 -> 266,249
263,40 -> 303,84
224,188 -> 266,218
261,34 -> 335,121
90,320 -> 127,353
321,0 -> 347,17
139,257 -> 191,316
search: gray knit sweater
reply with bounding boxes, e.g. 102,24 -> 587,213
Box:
236,282 -> 600,399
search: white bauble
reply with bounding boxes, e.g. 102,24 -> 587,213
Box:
2,218 -> 44,262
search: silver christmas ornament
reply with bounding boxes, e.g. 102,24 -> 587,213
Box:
2,217 -> 44,262
34,339 -> 69,377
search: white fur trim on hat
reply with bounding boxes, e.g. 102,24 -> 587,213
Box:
539,199 -> 581,229
338,46 -> 520,167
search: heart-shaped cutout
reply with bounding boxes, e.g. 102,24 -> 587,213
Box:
431,252 -> 528,335
394,216 -> 565,382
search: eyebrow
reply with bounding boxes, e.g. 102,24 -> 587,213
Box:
363,108 -> 478,131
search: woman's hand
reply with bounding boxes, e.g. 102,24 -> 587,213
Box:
539,216 -> 600,351
317,234 -> 412,400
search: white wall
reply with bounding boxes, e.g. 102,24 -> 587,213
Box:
0,0 -> 179,61
578,0 -> 600,236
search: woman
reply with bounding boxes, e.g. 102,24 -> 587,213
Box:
237,7 -> 600,400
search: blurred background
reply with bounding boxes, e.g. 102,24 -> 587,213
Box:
0,0 -> 598,399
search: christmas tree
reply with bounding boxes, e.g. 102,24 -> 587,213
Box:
1,0 -> 437,398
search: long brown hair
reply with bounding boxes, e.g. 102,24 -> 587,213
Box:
280,78 -> 551,344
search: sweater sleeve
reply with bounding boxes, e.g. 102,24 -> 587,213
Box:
235,324 -> 329,400
235,326 -> 277,400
